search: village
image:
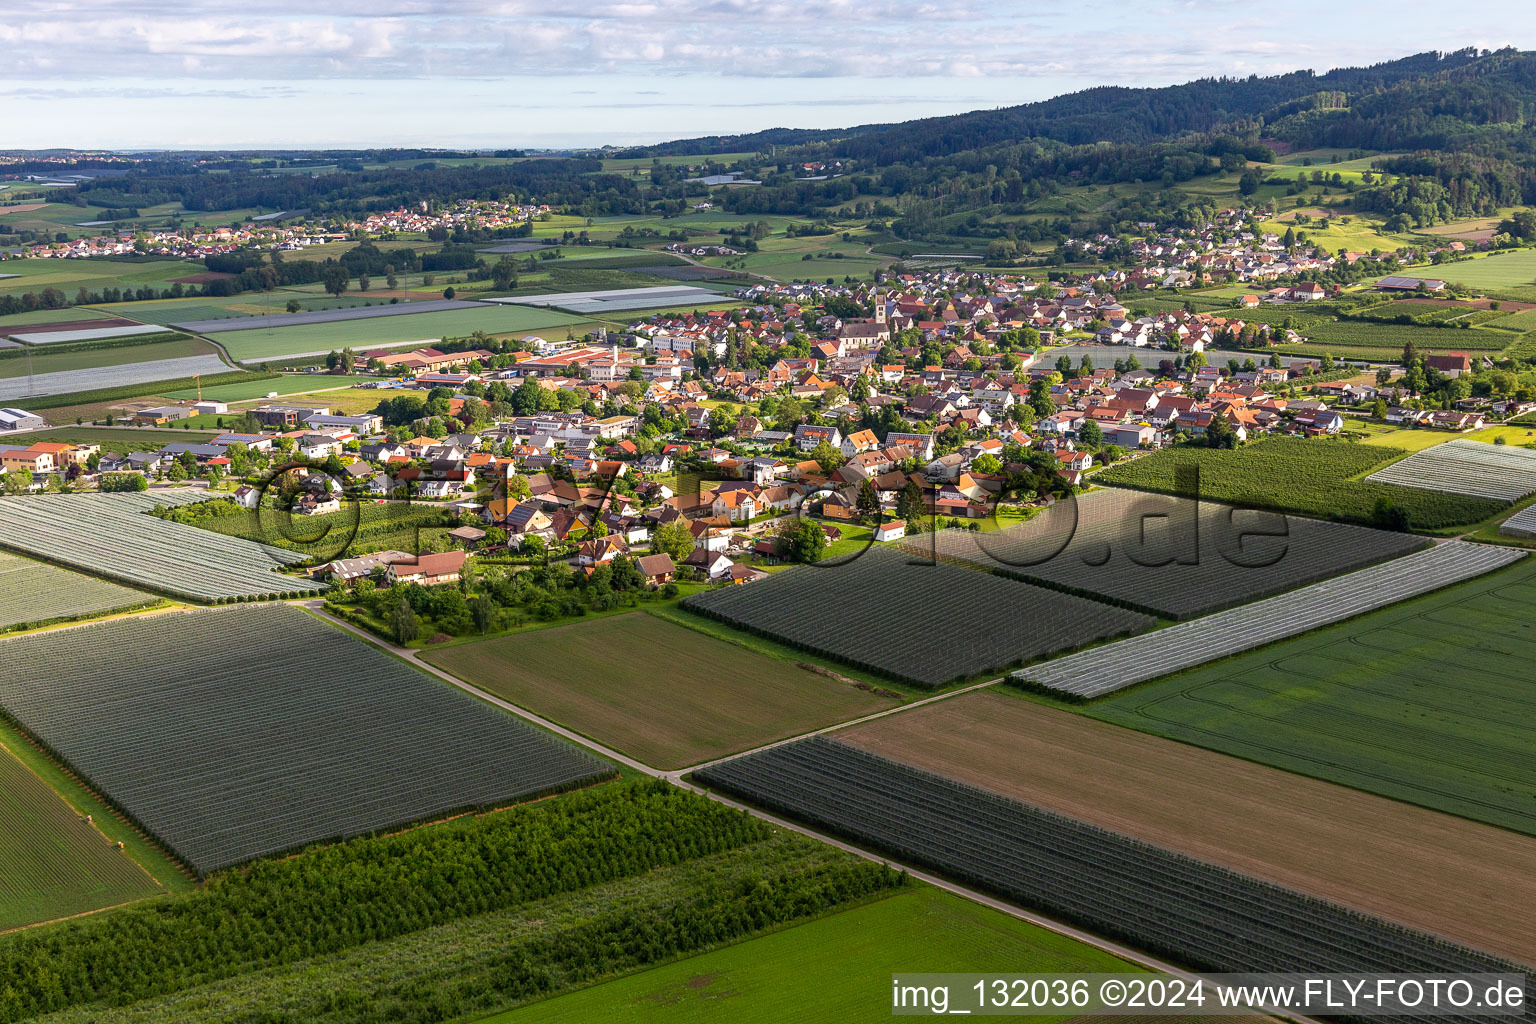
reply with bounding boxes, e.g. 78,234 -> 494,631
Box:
0,198 -> 553,262
1,265 -> 1518,602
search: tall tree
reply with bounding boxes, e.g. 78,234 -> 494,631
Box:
856,478 -> 880,523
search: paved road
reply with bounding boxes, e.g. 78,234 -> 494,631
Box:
297,598 -> 1318,1023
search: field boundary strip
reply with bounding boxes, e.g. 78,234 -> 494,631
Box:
1014,540 -> 1525,700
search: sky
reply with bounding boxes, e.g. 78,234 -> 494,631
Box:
2,0 -> 1532,150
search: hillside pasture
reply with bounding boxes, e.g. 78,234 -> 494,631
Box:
838,692 -> 1536,966
0,745 -> 163,933
1089,557 -> 1536,839
0,604 -> 612,876
1396,250 -> 1536,293
424,611 -> 896,770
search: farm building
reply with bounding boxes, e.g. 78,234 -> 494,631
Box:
133,405 -> 190,425
1376,275 -> 1445,292
0,408 -> 44,432
1425,352 -> 1472,377
635,553 -> 676,587
320,550 -> 414,582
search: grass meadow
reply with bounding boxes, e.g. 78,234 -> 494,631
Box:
493,886 -> 1144,1024
0,744 -> 165,932
1088,557 -> 1536,836
0,258 -> 197,298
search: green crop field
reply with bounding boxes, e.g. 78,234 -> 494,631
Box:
1486,308 -> 1536,332
1097,436 -> 1505,530
0,307 -> 116,329
212,304 -> 591,361
1088,557 -> 1536,837
194,501 -> 454,561
0,552 -> 156,633
1401,250 -> 1536,292
425,611 -> 897,769
161,372 -> 376,401
1304,319 -> 1509,353
101,293 -> 396,326
495,886 -> 1142,1024
9,426 -> 219,453
0,337 -> 215,380
0,259 -> 197,298
0,743 -> 163,932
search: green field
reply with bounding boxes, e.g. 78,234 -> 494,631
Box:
0,307 -> 116,329
0,784 -> 899,1024
0,336 -> 216,380
495,886 -> 1141,1024
1088,557 -> 1536,836
212,305 -> 592,361
1396,249 -> 1536,293
161,372 -> 377,402
1490,308 -> 1536,332
99,293 -> 397,326
0,258 -> 197,298
1097,436 -> 1505,530
1303,319 -> 1510,354
0,743 -> 163,932
425,611 -> 896,769
12,426 -> 219,453
697,229 -> 892,283
194,501 -> 454,561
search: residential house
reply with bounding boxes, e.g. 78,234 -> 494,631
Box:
635,553 -> 676,588
386,550 -> 467,586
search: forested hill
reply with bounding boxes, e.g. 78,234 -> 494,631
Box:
625,48 -> 1531,163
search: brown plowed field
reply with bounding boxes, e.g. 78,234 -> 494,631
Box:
837,690 -> 1536,966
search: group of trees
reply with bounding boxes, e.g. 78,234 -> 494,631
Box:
0,782 -> 905,1023
350,553 -> 681,643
